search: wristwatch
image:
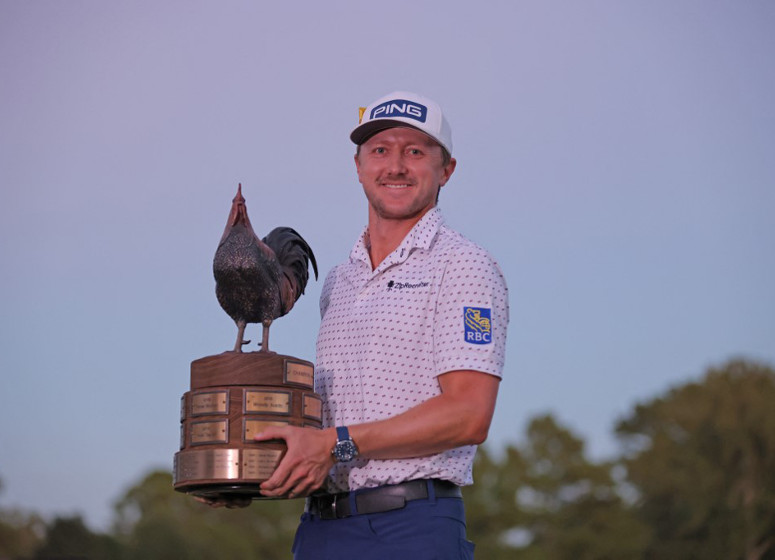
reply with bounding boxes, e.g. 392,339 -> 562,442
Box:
331,426 -> 359,462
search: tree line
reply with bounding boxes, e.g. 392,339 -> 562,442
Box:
2,359 -> 774,559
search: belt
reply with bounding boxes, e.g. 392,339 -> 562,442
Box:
307,479 -> 462,520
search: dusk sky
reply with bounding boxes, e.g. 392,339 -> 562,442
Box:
1,1 -> 773,530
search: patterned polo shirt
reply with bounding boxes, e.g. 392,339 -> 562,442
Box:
315,207 -> 509,492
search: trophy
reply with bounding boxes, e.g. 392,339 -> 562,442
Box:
174,184 -> 319,501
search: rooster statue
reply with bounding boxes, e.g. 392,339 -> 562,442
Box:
214,184 -> 318,353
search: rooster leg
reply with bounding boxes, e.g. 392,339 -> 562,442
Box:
259,319 -> 272,352
234,320 -> 247,353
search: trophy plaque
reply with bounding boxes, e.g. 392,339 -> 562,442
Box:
174,185 -> 320,501
173,351 -> 322,500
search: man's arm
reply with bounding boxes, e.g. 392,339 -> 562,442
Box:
254,369 -> 500,498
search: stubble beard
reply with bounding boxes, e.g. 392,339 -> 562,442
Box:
365,186 -> 436,223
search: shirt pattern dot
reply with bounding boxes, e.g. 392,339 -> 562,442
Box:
316,207 -> 509,492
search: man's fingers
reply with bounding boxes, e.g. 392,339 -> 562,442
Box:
253,426 -> 288,442
289,472 -> 321,497
260,451 -> 308,496
193,495 -> 251,509
224,496 -> 252,508
254,425 -> 332,497
261,462 -> 291,493
262,462 -> 325,498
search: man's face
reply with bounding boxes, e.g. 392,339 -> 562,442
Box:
355,127 -> 456,224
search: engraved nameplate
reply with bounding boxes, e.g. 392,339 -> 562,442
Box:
191,420 -> 228,445
175,449 -> 241,481
303,394 -> 323,421
243,448 -> 283,479
191,391 -> 228,416
245,390 -> 291,415
284,360 -> 314,389
243,420 -> 288,442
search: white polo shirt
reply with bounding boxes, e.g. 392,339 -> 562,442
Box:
315,207 -> 509,492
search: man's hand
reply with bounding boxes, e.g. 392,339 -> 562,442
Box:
193,495 -> 252,509
255,425 -> 337,498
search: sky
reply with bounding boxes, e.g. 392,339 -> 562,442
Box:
1,0 -> 773,531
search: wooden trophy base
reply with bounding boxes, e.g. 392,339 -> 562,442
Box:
173,351 -> 322,501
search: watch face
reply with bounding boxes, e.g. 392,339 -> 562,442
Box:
334,439 -> 358,462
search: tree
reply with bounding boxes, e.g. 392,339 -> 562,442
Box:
463,444 -> 524,559
112,470 -> 304,559
34,515 -> 120,560
616,359 -> 775,560
0,509 -> 45,559
465,415 -> 648,559
0,476 -> 46,559
510,415 -> 648,559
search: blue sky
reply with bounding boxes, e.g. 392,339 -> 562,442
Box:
1,1 -> 773,530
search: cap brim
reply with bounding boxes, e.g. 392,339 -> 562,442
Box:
350,120 -> 427,146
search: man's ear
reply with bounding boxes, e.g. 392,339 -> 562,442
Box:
440,157 -> 457,187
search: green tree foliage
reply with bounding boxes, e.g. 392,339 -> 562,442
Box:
465,415 -> 648,559
112,470 -> 303,559
0,509 -> 45,559
0,477 -> 46,559
34,515 -> 120,559
463,444 -> 523,559
509,415 -> 647,559
617,359 -> 775,560
5,358 -> 775,559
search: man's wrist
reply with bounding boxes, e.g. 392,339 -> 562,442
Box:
331,426 -> 359,462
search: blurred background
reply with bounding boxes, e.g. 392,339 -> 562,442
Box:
1,1 -> 773,557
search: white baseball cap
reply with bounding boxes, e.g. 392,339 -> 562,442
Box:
350,91 -> 453,155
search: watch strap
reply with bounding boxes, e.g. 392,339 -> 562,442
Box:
336,426 -> 350,443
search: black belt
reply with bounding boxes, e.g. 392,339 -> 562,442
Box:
307,479 -> 462,520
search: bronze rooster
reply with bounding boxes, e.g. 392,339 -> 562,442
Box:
214,184 -> 318,352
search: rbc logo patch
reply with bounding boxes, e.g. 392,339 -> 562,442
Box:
464,307 -> 492,345
371,99 -> 427,123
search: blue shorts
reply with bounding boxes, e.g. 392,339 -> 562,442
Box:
292,494 -> 474,559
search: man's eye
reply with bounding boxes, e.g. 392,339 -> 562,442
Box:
409,148 -> 422,156
374,147 -> 386,154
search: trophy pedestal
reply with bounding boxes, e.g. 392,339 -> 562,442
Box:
173,351 -> 322,501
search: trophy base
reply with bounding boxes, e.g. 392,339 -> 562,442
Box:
174,351 -> 323,502
180,484 -> 281,501
173,446 -> 286,498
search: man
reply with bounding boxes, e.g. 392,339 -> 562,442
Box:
255,91 -> 509,558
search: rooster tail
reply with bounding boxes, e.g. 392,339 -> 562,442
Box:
262,227 -> 318,315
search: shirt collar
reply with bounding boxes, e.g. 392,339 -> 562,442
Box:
350,207 -> 444,272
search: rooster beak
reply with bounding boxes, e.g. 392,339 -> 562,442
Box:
219,183 -> 252,244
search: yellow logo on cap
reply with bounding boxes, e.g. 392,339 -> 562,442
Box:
358,107 -> 366,124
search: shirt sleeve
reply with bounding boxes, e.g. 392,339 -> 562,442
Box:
432,244 -> 510,378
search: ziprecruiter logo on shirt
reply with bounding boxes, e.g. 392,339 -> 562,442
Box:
464,307 -> 492,344
387,280 -> 430,291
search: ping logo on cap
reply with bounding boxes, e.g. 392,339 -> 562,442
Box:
370,99 -> 427,123
464,307 -> 492,345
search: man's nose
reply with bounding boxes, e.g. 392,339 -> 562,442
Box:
385,151 -> 408,174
